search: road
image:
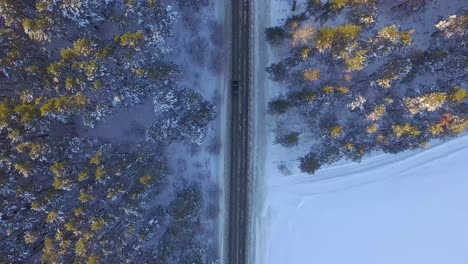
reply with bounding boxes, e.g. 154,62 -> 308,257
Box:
227,0 -> 251,263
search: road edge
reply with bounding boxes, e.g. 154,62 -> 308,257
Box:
221,0 -> 233,262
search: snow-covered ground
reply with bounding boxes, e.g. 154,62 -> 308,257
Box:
259,134 -> 468,264
253,0 -> 468,263
165,1 -> 229,260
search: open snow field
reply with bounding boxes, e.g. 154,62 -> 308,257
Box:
253,0 -> 468,263
259,134 -> 468,264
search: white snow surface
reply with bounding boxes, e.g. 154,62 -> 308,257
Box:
253,0 -> 468,263
259,134 -> 468,264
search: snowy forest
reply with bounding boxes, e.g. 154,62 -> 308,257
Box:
265,0 -> 467,174
0,0 -> 222,263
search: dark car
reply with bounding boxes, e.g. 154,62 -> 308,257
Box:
232,80 -> 240,96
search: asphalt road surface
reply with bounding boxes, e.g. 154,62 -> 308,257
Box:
227,0 -> 251,263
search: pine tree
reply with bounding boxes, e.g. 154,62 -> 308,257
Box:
265,26 -> 288,45
299,153 -> 321,174
275,132 -> 301,147
268,98 -> 291,114
449,87 -> 467,103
